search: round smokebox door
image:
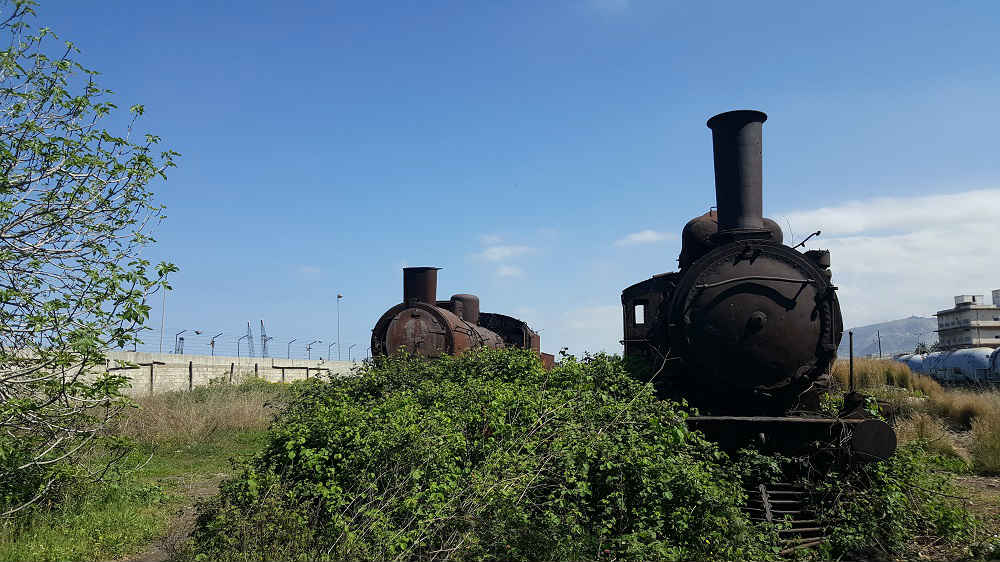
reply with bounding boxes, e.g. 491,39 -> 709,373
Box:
385,307 -> 449,357
672,242 -> 836,392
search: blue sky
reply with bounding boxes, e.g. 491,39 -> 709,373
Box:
37,0 -> 1000,357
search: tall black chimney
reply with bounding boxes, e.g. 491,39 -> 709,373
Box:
403,267 -> 439,304
706,110 -> 767,232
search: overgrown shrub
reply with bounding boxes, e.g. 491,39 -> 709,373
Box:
186,349 -> 779,561
818,443 -> 978,559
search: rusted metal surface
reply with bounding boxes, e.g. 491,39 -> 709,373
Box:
707,110 -> 768,233
403,267 -> 440,304
450,294 -> 480,324
669,241 -> 842,413
373,268 -> 551,366
686,416 -> 896,459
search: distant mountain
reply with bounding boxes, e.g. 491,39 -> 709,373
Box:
836,316 -> 938,358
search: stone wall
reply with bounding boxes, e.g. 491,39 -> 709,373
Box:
104,351 -> 357,396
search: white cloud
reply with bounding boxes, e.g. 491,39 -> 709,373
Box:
475,244 -> 535,262
297,265 -> 320,275
777,188 -> 1000,328
778,189 -> 1000,237
497,265 -> 524,278
614,229 -> 673,247
480,234 -> 503,245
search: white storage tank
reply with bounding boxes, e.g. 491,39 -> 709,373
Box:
920,348 -> 996,385
896,353 -> 925,373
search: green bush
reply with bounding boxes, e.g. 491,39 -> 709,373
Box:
186,349 -> 778,561
817,443 -> 978,559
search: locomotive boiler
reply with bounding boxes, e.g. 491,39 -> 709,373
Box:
372,267 -> 554,368
622,110 -> 893,459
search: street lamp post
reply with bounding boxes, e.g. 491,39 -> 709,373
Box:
175,330 -> 202,354
365,346 -> 371,359
174,330 -> 187,354
337,293 -> 343,360
287,338 -> 297,359
237,334 -> 249,359
327,341 -> 336,360
210,332 -> 223,356
348,344 -> 356,362
306,340 -> 321,360
264,336 -> 274,358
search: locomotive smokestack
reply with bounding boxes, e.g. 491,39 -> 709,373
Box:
403,267 -> 440,304
707,110 -> 767,232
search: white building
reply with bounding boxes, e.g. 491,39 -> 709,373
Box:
935,290 -> 1000,349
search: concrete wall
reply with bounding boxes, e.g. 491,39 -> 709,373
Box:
104,351 -> 357,396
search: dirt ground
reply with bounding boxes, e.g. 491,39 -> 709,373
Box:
124,474 -> 225,562
913,475 -> 1000,561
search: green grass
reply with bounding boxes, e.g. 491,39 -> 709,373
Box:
0,378 -> 285,562
0,430 -> 267,562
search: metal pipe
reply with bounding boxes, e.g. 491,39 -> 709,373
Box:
706,110 -> 767,232
849,330 -> 854,392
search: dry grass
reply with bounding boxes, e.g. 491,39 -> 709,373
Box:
971,412 -> 1000,474
832,357 -> 943,397
927,389 -> 1000,430
115,380 -> 287,445
831,358 -> 1000,474
896,412 -> 968,462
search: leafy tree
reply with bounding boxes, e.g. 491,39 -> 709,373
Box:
0,0 -> 177,516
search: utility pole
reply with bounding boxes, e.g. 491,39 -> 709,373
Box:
159,275 -> 167,353
876,330 -> 882,358
337,293 -> 343,360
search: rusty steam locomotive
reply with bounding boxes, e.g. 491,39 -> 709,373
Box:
621,110 -> 894,459
371,267 -> 554,368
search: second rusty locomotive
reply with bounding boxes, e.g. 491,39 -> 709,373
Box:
372,267 -> 554,368
622,110 -> 843,417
